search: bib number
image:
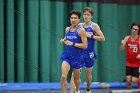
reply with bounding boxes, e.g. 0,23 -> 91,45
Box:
89,52 -> 94,58
133,47 -> 138,52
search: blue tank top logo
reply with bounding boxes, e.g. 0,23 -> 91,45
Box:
66,36 -> 77,39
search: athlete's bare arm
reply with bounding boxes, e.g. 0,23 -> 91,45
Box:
60,27 -> 69,43
86,23 -> 105,42
120,36 -> 129,51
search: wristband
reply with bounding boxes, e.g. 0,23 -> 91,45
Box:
72,43 -> 75,46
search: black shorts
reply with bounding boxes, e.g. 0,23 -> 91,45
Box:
126,66 -> 139,78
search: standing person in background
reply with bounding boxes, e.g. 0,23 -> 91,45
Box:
60,10 -> 87,93
120,23 -> 140,89
70,7 -> 105,93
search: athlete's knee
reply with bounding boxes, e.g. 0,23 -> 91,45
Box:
132,78 -> 138,83
126,78 -> 131,82
61,75 -> 67,81
61,75 -> 67,87
74,78 -> 80,84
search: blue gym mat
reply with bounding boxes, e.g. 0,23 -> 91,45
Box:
0,82 -> 138,93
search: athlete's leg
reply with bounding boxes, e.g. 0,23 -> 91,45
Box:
70,72 -> 75,93
85,67 -> 93,91
70,69 -> 82,93
61,61 -> 70,93
73,69 -> 81,92
126,75 -> 132,89
131,67 -> 139,89
132,76 -> 138,83
126,66 -> 132,89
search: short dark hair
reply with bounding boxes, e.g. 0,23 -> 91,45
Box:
131,23 -> 140,29
69,10 -> 81,18
83,7 -> 94,16
131,22 -> 140,34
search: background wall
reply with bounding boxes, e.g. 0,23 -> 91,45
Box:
0,0 -> 140,82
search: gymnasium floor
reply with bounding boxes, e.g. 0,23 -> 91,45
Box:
0,82 -> 139,93
0,89 -> 111,93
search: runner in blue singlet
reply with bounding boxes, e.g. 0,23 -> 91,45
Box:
60,10 -> 87,93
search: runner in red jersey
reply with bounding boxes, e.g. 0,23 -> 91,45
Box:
126,36 -> 140,67
120,23 -> 140,89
